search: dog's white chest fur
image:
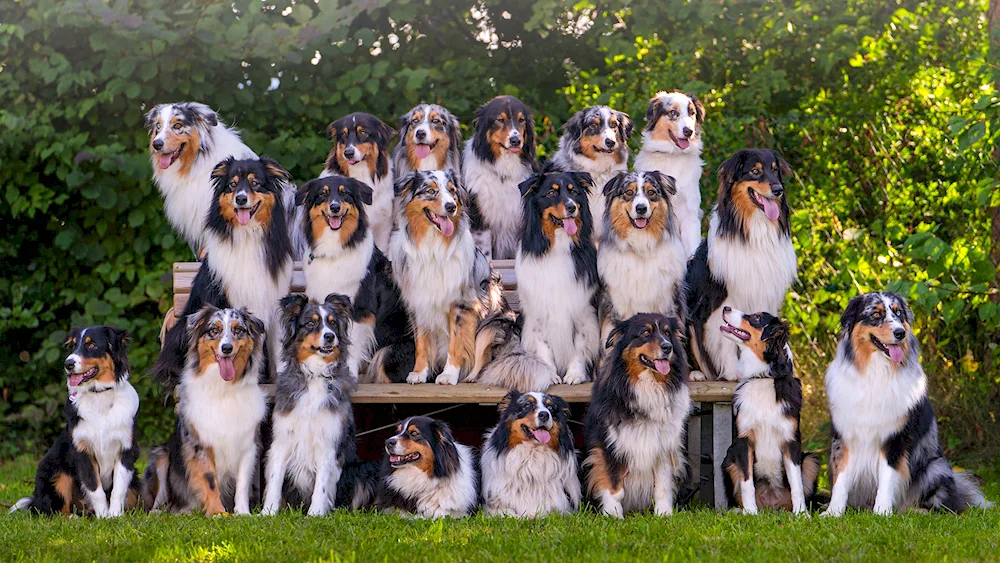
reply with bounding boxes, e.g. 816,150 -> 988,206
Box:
180,370 -> 266,486
516,233 -> 599,376
207,228 -> 292,332
598,231 -> 686,319
734,379 -> 796,483
322,165 -> 394,253
386,444 -> 477,518
481,438 -> 578,517
272,377 -> 346,492
71,382 -> 139,486
634,148 -> 704,257
463,141 -> 531,259
304,231 -> 373,303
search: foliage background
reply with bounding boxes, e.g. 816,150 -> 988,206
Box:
1,0 -> 997,461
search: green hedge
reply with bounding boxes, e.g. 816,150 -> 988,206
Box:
1,0 -> 996,458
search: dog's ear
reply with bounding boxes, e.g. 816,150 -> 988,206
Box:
326,120 -> 340,141
107,326 -> 131,379
602,171 -> 629,198
377,118 -> 396,142
562,110 -> 585,141
180,102 -> 218,127
63,327 -> 82,349
349,178 -> 374,206
144,105 -> 162,134
431,419 -> 461,478
617,110 -> 635,141
444,169 -> 461,191
691,94 -> 706,125
261,157 -> 292,184
762,318 -> 789,347
398,107 -> 416,133
518,173 -> 544,198
295,179 -> 317,207
647,170 -> 677,197
770,149 -> 791,179
240,309 -> 266,343
211,157 -> 233,180
186,304 -> 218,333
447,112 -> 463,157
840,295 -> 868,332
324,293 -> 353,321
717,150 -> 747,193
394,172 -> 417,197
279,294 -> 308,347
497,390 -> 520,414
571,171 -> 594,196
885,292 -> 914,324
644,95 -> 664,132
522,104 -> 538,165
606,320 -> 628,350
549,394 -> 570,417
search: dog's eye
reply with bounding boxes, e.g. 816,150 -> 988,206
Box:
431,117 -> 442,126
625,189 -> 635,197
155,123 -> 161,132
646,189 -> 657,197
409,430 -> 420,439
248,179 -> 259,188
410,116 -> 420,124
86,342 -> 98,351
304,320 -> 316,328
547,189 -> 557,197
871,311 -> 883,320
172,122 -> 183,131
750,168 -> 762,177
424,189 -> 438,198
495,117 -> 505,125
208,326 -> 221,338
641,328 -> 651,337
518,116 -> 525,124
358,130 -> 369,139
668,110 -> 679,119
229,180 -> 238,188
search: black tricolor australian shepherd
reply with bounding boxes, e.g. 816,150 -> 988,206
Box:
464,95 -> 538,260
261,294 -> 376,516
597,170 -> 687,343
719,308 -> 819,514
321,112 -> 396,252
514,171 -> 599,385
388,170 -> 508,386
822,292 -> 990,516
11,327 -> 140,517
375,416 -> 479,518
142,306 -> 268,515
392,104 -> 463,175
685,148 -> 796,381
481,391 -> 579,517
152,156 -> 295,385
583,313 -> 690,517
545,105 -> 633,241
296,174 -> 415,383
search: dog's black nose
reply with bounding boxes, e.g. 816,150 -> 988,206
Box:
660,341 -> 673,355
330,202 -> 342,214
64,358 -> 75,371
635,203 -> 648,216
893,328 -> 906,341
415,129 -> 427,140
565,201 -> 577,215
682,127 -> 693,138
509,137 -> 521,147
323,332 -> 336,344
538,411 -> 550,423
386,437 -> 397,448
221,343 -> 233,355
770,185 -> 784,198
235,193 -> 248,206
604,137 -> 617,148
444,202 -> 457,214
152,139 -> 164,151
343,147 -> 356,159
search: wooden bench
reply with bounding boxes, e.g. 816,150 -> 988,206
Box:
167,260 -> 736,507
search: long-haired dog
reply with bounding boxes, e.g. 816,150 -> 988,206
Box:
598,170 -> 687,343
583,313 -> 690,517
142,306 -> 268,515
262,294 -> 377,516
151,156 -> 295,386
463,96 -> 538,260
467,310 -> 558,393
145,102 -> 305,257
375,416 -> 479,518
822,292 -> 990,516
392,104 -> 463,175
515,171 -> 600,385
685,149 -> 796,381
719,308 -> 818,514
388,170 -> 506,386
296,175 -> 415,383
545,105 -> 633,241
481,391 -> 579,517
11,327 -> 140,517
634,91 -> 706,257
321,112 -> 396,252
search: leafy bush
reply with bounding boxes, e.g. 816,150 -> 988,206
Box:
1,0 -> 996,458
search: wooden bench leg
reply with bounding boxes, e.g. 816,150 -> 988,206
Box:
712,402 -> 734,509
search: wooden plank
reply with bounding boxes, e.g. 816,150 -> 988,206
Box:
712,402 -> 734,509
254,381 -> 734,404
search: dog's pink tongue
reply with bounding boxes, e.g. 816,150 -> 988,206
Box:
157,154 -> 173,170
438,217 -> 455,237
218,357 -> 236,381
762,197 -> 780,221
532,429 -> 551,444
634,217 -> 648,229
414,144 -> 431,159
68,373 -> 84,387
675,137 -> 690,150
236,209 -> 251,225
328,216 -> 343,230
653,359 -> 671,375
887,344 -> 904,363
563,218 -> 578,236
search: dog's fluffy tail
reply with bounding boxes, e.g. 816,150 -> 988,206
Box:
283,183 -> 309,261
336,459 -> 379,510
140,446 -> 171,511
801,451 -> 821,500
469,312 -> 556,393
366,340 -> 416,384
148,321 -> 187,391
8,497 -> 31,513
951,469 -> 993,510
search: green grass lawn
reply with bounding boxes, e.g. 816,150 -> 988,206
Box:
2,455 -> 999,562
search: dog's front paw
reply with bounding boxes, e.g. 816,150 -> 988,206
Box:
688,370 -> 707,382
741,503 -> 758,516
820,507 -> 843,518
562,369 -> 588,385
407,369 -> 429,385
436,365 -> 460,386
260,504 -> 279,517
306,505 -> 328,517
654,502 -> 674,516
603,502 -> 624,519
873,501 -> 894,516
105,505 -> 123,518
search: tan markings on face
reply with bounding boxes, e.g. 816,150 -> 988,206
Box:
507,409 -> 538,449
610,197 -> 634,239
487,111 -> 511,158
578,130 -> 605,160
447,305 -> 477,374
736,317 -> 767,363
625,338 -> 665,382
296,329 -> 338,365
247,191 -> 276,228
540,202 -> 577,245
150,117 -> 202,178
309,201 -> 331,243
650,101 -> 681,141
218,192 -> 239,225
403,196 -> 434,245
196,325 -> 222,376
53,472 -> 75,515
851,319 -> 902,372
399,426 -> 435,476
337,201 -> 359,246
412,329 -> 433,374
584,446 -> 624,497
181,436 -> 225,516
731,180 -> 774,227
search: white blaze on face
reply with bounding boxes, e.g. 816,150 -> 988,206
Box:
600,107 -> 618,148
319,304 -> 338,348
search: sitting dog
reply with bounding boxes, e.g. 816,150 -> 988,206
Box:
375,416 -> 479,518
392,104 -> 463,176
583,313 -> 690,517
719,307 -> 819,514
481,391 -> 579,517
11,327 -> 140,517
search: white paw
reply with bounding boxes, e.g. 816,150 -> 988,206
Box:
234,505 -> 250,516
562,369 -> 588,385
654,503 -> 674,516
407,369 -> 429,384
106,505 -> 123,518
260,504 -> 279,516
720,371 -> 739,382
436,365 -> 460,386
603,502 -> 624,519
307,506 -> 328,517
794,508 -> 811,518
820,507 -> 843,518
688,370 -> 707,382
873,502 -> 893,516
741,504 -> 758,515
